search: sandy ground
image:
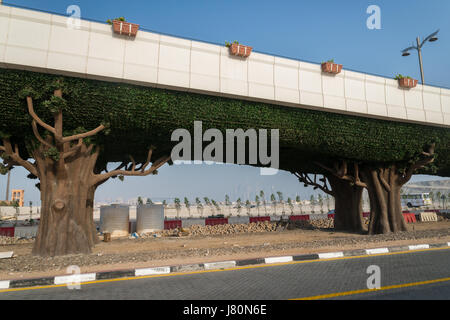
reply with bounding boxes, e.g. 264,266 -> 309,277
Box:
1,220 -> 449,281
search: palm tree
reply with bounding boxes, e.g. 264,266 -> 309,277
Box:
146,198 -> 153,205
174,198 -> 181,218
204,197 -> 213,215
318,194 -> 324,213
287,197 -> 294,215
260,190 -> 267,215
436,192 -> 442,208
236,198 -> 242,217
270,193 -> 277,215
184,197 -> 191,217
211,199 -> 221,216
295,195 -> 302,214
137,196 -> 143,205
225,194 -> 232,216
244,200 -> 251,216
195,197 -> 203,217
310,195 -> 316,213
277,191 -> 285,214
255,195 -> 260,216
429,191 -> 435,208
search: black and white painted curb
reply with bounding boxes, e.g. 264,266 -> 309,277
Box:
1,241 -> 449,290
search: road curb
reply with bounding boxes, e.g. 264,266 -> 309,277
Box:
2,241 -> 450,290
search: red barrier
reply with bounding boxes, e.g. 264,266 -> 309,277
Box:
205,218 -> 228,226
249,217 -> 271,223
327,213 -> 335,219
403,213 -> 417,223
289,215 -> 310,221
362,212 -> 370,218
164,220 -> 182,230
0,227 -> 15,237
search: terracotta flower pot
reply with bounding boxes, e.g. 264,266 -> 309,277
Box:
229,43 -> 252,58
398,78 -> 418,89
112,20 -> 139,37
321,62 -> 343,74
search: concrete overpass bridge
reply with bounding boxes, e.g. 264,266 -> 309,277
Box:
1,2 -> 450,254
0,3 -> 449,129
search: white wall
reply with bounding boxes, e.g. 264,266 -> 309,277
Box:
0,4 -> 448,127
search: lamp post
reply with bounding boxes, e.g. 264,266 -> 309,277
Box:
401,30 -> 439,85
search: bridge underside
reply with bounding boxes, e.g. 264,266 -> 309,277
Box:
1,68 -> 448,255
0,68 -> 449,176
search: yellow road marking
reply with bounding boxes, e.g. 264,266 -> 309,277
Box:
293,277 -> 450,300
0,246 -> 448,294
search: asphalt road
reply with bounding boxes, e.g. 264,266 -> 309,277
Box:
1,248 -> 449,300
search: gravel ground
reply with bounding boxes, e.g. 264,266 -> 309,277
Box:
1,218 -> 449,275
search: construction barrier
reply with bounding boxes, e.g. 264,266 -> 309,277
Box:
0,227 -> 15,237
14,225 -> 38,238
164,219 -> 182,230
249,216 -> 271,223
419,212 -> 438,222
403,213 -> 417,223
309,214 -> 328,220
362,212 -> 370,218
205,218 -> 228,226
289,215 -> 310,221
180,218 -> 206,227
228,216 -> 250,224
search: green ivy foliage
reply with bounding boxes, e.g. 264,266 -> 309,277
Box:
0,68 -> 449,176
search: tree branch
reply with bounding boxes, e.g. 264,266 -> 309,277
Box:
32,120 -> 54,149
92,152 -> 170,186
1,139 -> 38,177
294,172 -> 334,196
377,169 -> 391,192
62,124 -> 105,143
27,97 -> 56,135
315,161 -> 367,188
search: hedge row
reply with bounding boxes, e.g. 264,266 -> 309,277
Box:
0,68 -> 449,176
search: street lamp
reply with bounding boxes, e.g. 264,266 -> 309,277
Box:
401,29 -> 439,85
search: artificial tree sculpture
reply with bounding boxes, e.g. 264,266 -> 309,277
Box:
294,171 -> 364,232
0,83 -> 170,256
316,144 -> 435,234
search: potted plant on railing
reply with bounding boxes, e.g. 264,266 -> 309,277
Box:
394,74 -> 418,89
225,41 -> 252,58
321,59 -> 343,74
106,17 -> 139,37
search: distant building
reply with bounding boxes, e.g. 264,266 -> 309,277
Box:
11,189 -> 24,207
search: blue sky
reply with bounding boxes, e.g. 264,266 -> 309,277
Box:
1,0 -> 449,204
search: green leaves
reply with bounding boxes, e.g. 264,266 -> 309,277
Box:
0,68 -> 449,176
106,17 -> 126,25
42,95 -> 67,114
394,74 -> 413,80
18,86 -> 40,100
43,147 -> 60,161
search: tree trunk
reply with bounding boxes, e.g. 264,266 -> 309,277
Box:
32,149 -> 99,256
1,87 -> 170,257
327,175 -> 364,232
362,166 -> 407,235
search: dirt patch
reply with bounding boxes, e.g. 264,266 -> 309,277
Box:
1,220 -> 449,281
